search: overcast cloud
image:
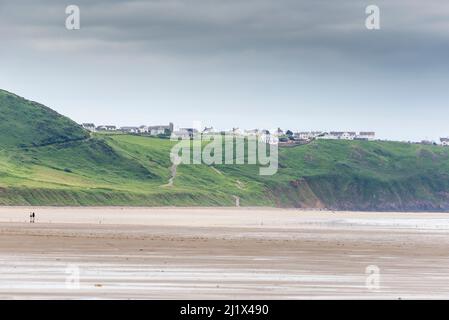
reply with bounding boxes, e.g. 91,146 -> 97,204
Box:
1,0 -> 448,141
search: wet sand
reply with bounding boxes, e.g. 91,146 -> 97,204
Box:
0,207 -> 449,299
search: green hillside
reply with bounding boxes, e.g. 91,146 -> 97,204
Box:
0,90 -> 88,148
1,89 -> 449,211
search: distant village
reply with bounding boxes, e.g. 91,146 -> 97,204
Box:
81,123 -> 449,146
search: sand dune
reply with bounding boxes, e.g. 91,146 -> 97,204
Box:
0,207 -> 448,299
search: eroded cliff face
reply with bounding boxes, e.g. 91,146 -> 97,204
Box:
269,174 -> 449,212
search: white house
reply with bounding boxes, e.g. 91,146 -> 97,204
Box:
341,132 -> 357,140
81,123 -> 96,132
120,126 -> 140,134
150,127 -> 165,135
309,131 -> 323,139
294,131 -> 323,141
228,127 -> 242,135
357,132 -> 376,141
148,123 -> 174,136
441,138 -> 449,146
317,133 -> 336,140
324,131 -> 357,140
294,132 -> 310,140
139,125 -> 149,133
172,127 -> 198,139
97,125 -> 116,131
244,129 -> 260,136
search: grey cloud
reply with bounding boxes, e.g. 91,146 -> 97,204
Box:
2,0 -> 448,67
1,0 -> 449,141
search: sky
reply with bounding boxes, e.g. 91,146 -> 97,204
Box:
0,0 -> 448,141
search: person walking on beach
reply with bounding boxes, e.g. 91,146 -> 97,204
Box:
31,212 -> 35,223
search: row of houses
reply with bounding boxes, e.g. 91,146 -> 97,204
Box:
80,122 -> 449,147
171,127 -> 273,139
319,131 -> 376,141
81,123 -> 174,135
417,138 -> 449,146
218,128 -> 376,141
169,127 -> 279,144
171,128 -> 198,139
180,127 -> 376,144
82,123 -> 376,140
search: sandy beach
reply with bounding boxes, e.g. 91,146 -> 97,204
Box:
0,207 -> 449,299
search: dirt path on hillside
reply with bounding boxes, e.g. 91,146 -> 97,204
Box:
232,195 -> 240,207
163,156 -> 179,187
211,166 -> 223,175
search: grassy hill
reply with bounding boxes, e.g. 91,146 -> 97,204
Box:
1,89 -> 449,211
0,89 -> 88,148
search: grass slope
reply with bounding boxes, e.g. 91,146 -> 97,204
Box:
240,140 -> 449,211
0,89 -> 88,148
1,89 -> 449,210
